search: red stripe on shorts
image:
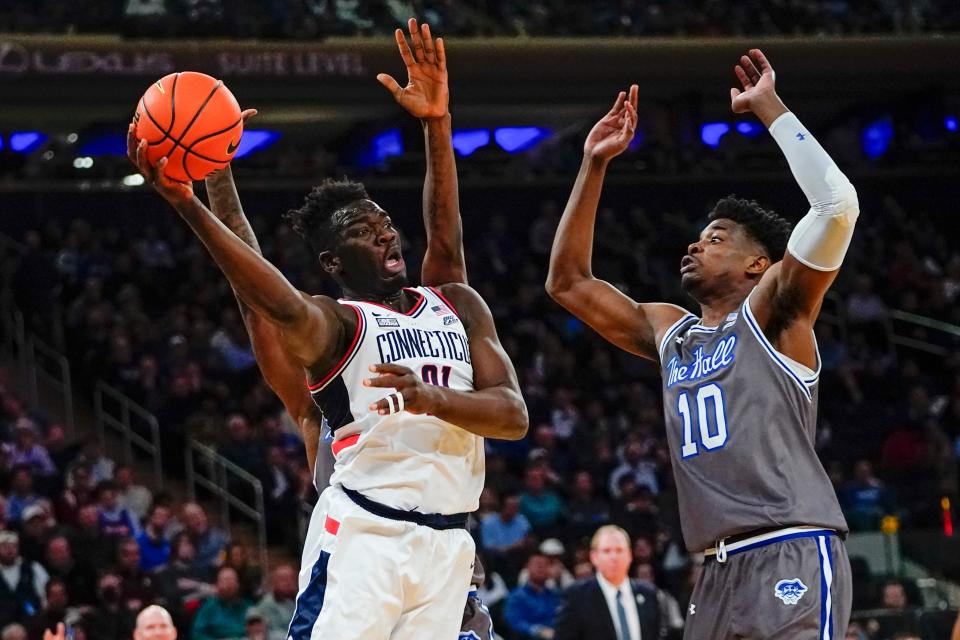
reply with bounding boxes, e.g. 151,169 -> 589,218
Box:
331,433 -> 360,456
324,516 -> 340,536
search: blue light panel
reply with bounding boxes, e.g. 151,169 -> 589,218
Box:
946,116 -> 958,132
493,127 -> 550,153
10,132 -> 47,154
233,130 -> 283,159
862,117 -> 893,159
735,121 -> 764,138
452,129 -> 491,156
701,123 -> 730,148
80,133 -> 128,156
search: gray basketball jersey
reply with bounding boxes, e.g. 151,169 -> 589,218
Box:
658,289 -> 847,551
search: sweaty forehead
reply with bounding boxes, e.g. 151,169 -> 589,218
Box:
700,218 -> 739,237
332,200 -> 388,229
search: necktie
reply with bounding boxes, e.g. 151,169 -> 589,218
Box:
616,589 -> 633,640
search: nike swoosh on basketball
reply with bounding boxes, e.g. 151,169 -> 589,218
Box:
227,139 -> 239,154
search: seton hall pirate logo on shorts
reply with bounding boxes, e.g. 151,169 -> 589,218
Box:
774,578 -> 808,605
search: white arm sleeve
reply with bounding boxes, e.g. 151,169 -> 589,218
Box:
768,111 -> 859,271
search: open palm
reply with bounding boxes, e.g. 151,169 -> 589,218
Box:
584,84 -> 639,161
377,18 -> 448,120
730,49 -> 777,114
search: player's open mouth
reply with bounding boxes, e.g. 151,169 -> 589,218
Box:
385,248 -> 405,273
680,255 -> 697,273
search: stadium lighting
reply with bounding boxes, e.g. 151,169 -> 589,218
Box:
0,135 -> 3,151
73,157 -> 94,169
233,130 -> 283,159
946,116 -> 958,132
10,131 -> 47,154
735,121 -> 764,138
701,123 -> 730,148
451,129 -> 491,156
493,127 -> 551,153
357,128 -> 403,168
80,133 -> 128,156
862,117 -> 893,159
122,174 -> 146,186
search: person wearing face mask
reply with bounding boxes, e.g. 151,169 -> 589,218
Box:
85,573 -> 137,640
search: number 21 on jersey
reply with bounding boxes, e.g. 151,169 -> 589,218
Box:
677,383 -> 729,458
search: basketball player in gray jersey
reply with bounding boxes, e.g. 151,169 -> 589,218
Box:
548,50 -> 858,639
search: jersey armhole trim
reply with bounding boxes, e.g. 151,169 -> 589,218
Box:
657,313 -> 698,362
307,304 -> 367,393
742,290 -> 820,401
428,286 -> 462,319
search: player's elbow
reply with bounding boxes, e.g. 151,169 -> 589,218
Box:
501,394 -> 529,441
545,269 -> 583,302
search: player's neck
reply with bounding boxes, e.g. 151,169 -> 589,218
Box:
344,287 -> 410,312
697,288 -> 750,326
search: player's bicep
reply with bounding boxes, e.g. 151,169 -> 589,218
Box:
778,250 -> 841,318
446,285 -> 520,395
277,294 -> 345,368
551,278 -> 686,360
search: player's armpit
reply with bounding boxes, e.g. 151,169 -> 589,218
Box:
547,276 -> 688,361
276,293 -> 351,370
432,283 -> 528,440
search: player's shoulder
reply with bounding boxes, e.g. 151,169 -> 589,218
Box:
308,293 -> 360,328
431,283 -> 485,313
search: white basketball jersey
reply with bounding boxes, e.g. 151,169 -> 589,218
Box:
308,286 -> 485,515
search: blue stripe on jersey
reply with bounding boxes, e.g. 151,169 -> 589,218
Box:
658,313 -> 698,361
741,294 -> 814,402
287,550 -> 331,640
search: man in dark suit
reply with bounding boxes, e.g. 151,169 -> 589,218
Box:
555,525 -> 662,640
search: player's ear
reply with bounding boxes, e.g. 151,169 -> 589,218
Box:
319,250 -> 340,274
745,254 -> 769,276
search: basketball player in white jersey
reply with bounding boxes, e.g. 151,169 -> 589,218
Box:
548,51 -> 858,638
129,21 -> 528,640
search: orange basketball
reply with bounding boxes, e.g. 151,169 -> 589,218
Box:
134,71 -> 244,182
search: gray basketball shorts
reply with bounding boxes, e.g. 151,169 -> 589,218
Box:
684,529 -> 851,640
459,590 -> 495,640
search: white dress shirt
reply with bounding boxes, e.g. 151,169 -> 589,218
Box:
597,573 -> 642,640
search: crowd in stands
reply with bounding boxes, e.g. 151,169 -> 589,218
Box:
2,163 -> 959,637
3,0 -> 960,38
0,375 -> 301,640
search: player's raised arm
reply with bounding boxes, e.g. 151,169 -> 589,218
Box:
546,86 -> 688,361
202,160 -> 324,473
128,129 -> 341,368
377,19 -> 466,285
732,49 -> 859,323
364,283 -> 528,440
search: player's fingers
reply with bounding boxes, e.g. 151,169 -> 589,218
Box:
734,65 -> 752,90
730,87 -> 741,102
240,108 -> 258,122
628,83 -> 639,110
408,18 -> 425,62
376,73 -> 403,98
436,37 -> 447,71
394,28 -> 416,68
740,54 -> 761,84
421,22 -> 436,64
369,391 -> 406,415
751,48 -> 773,75
608,91 -> 626,115
127,122 -> 139,165
369,363 -> 414,376
362,374 -> 403,389
136,140 -> 154,180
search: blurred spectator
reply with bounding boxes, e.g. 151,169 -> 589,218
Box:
95,482 -> 139,539
179,504 -> 228,571
69,441 -> 114,485
261,447 -> 296,547
136,504 -> 172,572
247,565 -> 297,640
114,466 -> 152,522
519,467 -> 564,536
0,531 -> 49,628
54,464 -> 95,527
42,537 -> 96,607
0,625 -> 27,640
218,416 -> 262,478
518,539 -> 575,591
505,553 -> 561,640
869,579 -> 918,640
190,567 -> 251,640
243,610 -> 266,640
85,572 -> 137,640
634,562 -> 684,638
72,505 -> 113,573
839,460 -> 894,531
133,606 -> 177,640
27,579 -> 70,640
18,505 -> 55,564
4,426 -> 56,480
153,532 -> 214,631
222,543 -> 262,602
114,537 -> 157,611
609,441 -> 659,498
6,467 -> 41,525
480,495 -> 532,584
565,471 -> 610,544
555,525 -> 660,640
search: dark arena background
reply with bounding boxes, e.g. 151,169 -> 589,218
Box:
2,3 -> 960,640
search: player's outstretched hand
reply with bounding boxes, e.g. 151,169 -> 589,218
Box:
730,48 -> 778,115
43,623 -> 66,640
377,18 -> 449,120
584,84 -> 638,162
364,363 -> 442,415
126,121 -> 193,207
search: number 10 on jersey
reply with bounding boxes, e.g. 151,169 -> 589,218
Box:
677,383 -> 729,458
